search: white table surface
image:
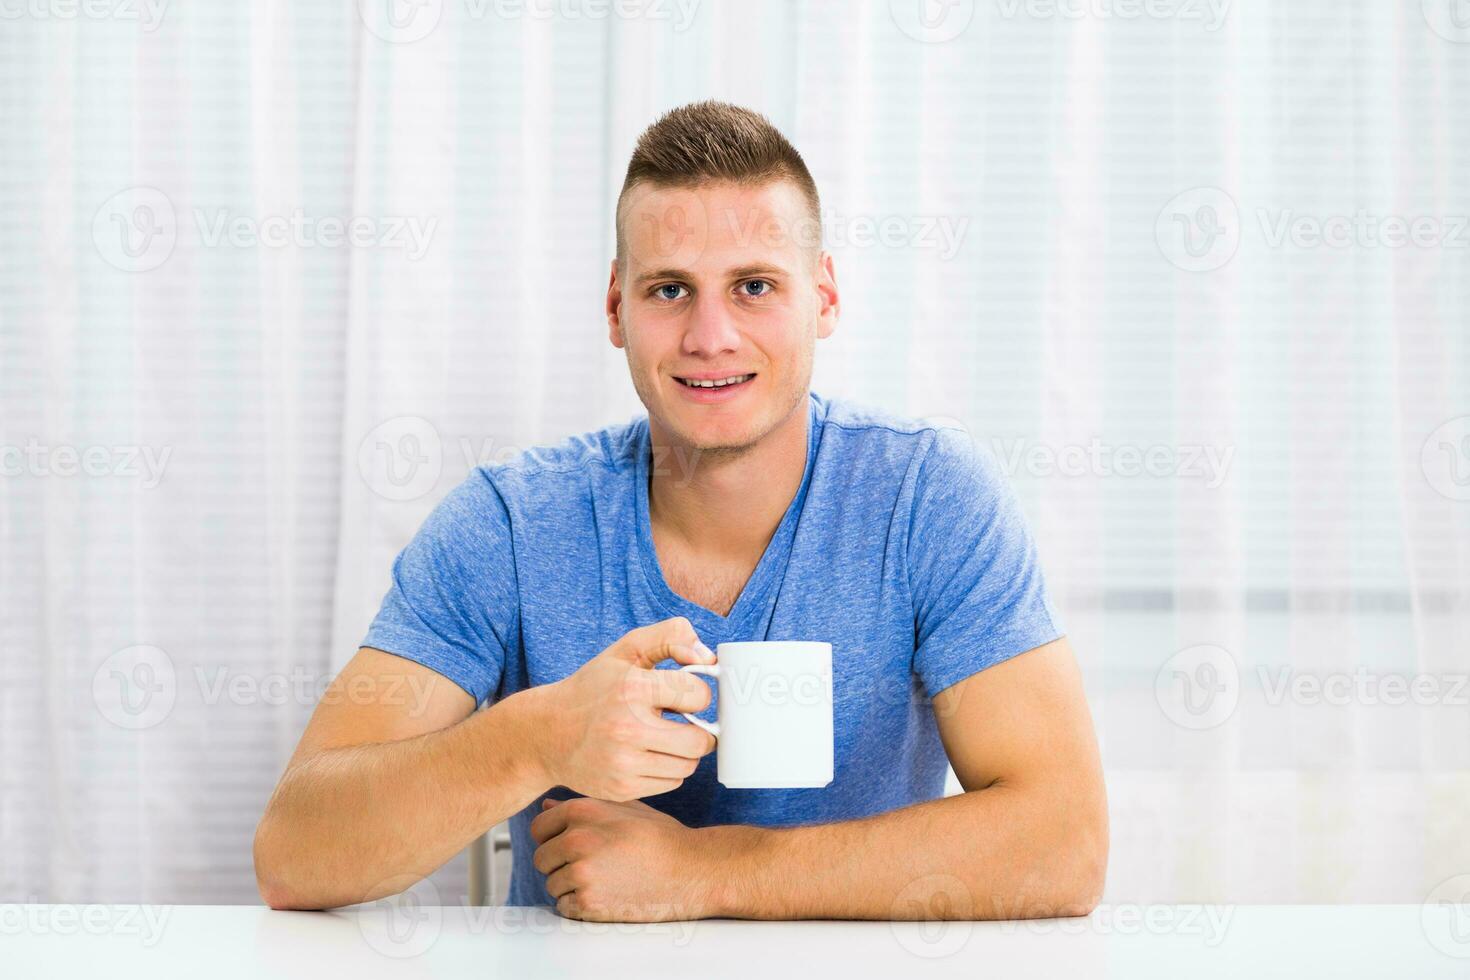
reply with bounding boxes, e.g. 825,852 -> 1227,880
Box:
6,903 -> 1469,978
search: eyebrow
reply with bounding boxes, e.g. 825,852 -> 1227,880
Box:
632,264 -> 789,288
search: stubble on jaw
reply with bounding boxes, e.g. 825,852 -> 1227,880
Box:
639,365 -> 811,464
621,309 -> 818,463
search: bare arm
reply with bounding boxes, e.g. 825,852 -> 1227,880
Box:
252,647 -> 549,910
707,637 -> 1108,919
253,618 -> 718,911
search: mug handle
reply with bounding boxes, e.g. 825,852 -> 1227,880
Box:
677,663 -> 721,739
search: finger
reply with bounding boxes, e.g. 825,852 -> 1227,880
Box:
646,667 -> 715,713
637,749 -> 701,780
627,775 -> 684,799
642,717 -> 718,760
615,617 -> 714,668
532,836 -> 574,877
546,865 -> 578,901
630,639 -> 712,671
529,802 -> 576,844
555,893 -> 582,919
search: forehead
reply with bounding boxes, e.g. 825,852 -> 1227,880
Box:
620,179 -> 815,275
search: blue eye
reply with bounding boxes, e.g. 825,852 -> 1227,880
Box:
655,284 -> 688,301
742,280 -> 772,297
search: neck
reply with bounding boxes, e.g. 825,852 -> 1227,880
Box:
647,398 -> 810,559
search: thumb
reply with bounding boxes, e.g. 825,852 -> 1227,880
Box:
614,617 -> 716,669
666,639 -> 717,668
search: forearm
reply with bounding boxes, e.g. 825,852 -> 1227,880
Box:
254,685 -> 553,910
705,780 -> 1107,920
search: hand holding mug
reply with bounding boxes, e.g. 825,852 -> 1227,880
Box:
537,617 -> 717,802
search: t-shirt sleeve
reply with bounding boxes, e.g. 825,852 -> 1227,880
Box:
908,425 -> 1064,698
359,467 -> 519,706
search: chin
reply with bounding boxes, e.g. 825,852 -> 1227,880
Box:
667,396 -> 774,447
670,417 -> 762,455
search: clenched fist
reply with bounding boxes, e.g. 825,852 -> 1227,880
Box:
533,617 -> 718,801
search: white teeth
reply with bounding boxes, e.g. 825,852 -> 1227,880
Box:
680,374 -> 752,388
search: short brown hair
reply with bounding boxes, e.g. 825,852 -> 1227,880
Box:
615,100 -> 821,265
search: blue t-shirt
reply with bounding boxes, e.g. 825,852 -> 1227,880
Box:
361,391 -> 1063,906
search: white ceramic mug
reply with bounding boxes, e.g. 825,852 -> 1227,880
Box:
678,641 -> 833,789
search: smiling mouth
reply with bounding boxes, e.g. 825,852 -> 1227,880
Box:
675,373 -> 756,389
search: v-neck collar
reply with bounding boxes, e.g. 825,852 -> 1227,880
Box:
633,394 -> 823,638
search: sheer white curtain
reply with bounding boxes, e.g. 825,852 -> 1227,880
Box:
2,0 -> 1467,906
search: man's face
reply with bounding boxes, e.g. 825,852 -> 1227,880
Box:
607,179 -> 838,456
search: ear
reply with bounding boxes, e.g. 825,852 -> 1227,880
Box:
606,258 -> 625,349
814,250 -> 839,340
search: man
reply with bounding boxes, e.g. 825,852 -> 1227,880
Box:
253,101 -> 1107,922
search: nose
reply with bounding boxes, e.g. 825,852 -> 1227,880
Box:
681,291 -> 741,358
